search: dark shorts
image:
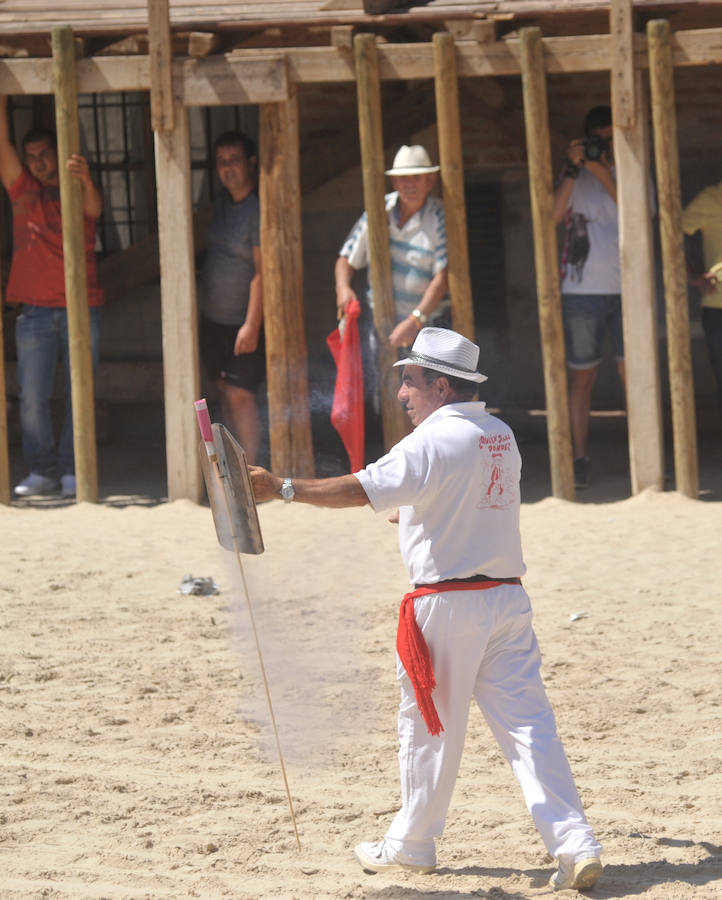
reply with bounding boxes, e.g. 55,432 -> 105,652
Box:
199,315 -> 266,393
562,292 -> 624,369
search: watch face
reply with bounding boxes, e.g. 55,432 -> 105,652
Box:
282,481 -> 294,501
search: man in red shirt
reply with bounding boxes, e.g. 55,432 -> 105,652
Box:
0,95 -> 104,498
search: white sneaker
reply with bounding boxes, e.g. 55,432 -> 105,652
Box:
353,840 -> 436,874
549,856 -> 603,891
14,472 -> 60,497
60,474 -> 76,498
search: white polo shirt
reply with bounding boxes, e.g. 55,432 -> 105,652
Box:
355,403 -> 526,586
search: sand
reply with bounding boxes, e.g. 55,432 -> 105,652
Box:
1,491 -> 721,899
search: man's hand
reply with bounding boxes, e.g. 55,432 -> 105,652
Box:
248,465 -> 280,503
336,284 -> 358,315
234,322 -> 260,355
389,316 -> 419,349
66,153 -> 93,187
566,138 -> 586,168
692,271 -> 719,296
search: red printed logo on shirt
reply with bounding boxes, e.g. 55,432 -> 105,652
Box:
476,432 -> 518,510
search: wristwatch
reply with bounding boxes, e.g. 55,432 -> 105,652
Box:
411,308 -> 428,328
281,477 -> 295,503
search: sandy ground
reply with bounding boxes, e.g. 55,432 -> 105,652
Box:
1,483 -> 721,900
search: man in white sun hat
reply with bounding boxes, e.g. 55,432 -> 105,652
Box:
250,327 -> 603,892
335,144 -> 449,352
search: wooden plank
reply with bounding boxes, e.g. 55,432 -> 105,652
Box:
613,67 -> 664,494
175,54 -> 288,105
259,82 -> 315,477
1,28 -> 722,97
153,102 -> 202,501
611,0 -> 636,128
147,0 -> 174,131
52,25 -> 99,503
648,18 -> 698,498
432,32 -> 474,342
188,31 -> 221,58
519,27 -> 574,501
354,32 -> 409,451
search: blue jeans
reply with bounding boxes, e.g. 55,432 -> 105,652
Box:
15,304 -> 102,477
562,293 -> 624,369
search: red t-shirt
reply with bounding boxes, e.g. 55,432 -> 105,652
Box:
6,168 -> 104,307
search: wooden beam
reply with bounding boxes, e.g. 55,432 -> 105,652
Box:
147,0 -> 174,132
2,28 -> 722,97
175,54 -> 288,105
613,67 -> 664,493
611,0 -> 636,128
259,83 -> 315,478
519,27 -> 575,501
354,32 -> 409,451
433,32 -> 474,342
153,103 -> 203,501
188,32 -> 221,58
52,26 -> 99,504
648,18 -> 698,498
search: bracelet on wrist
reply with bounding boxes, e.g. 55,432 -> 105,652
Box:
564,160 -> 580,180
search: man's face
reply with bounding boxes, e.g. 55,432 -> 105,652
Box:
391,172 -> 435,216
397,365 -> 446,427
24,139 -> 58,185
215,144 -> 255,197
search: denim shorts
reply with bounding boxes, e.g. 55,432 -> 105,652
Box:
562,293 -> 624,369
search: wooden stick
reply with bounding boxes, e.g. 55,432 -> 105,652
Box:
259,80 -> 315,477
433,32 -> 475,343
519,28 -> 575,501
154,102 -> 203,501
52,26 -> 98,504
354,32 -> 408,450
613,79 -> 664,491
648,19 -> 698,499
147,0 -> 175,132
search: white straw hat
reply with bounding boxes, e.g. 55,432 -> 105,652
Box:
394,327 -> 487,383
385,144 -> 440,176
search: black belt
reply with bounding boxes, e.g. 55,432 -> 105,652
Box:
414,574 -> 522,589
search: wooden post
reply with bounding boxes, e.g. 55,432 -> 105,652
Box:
612,20 -> 665,493
0,282 -> 9,505
259,83 -> 315,477
52,26 -> 98,504
147,0 -> 175,132
432,32 -> 475,342
519,28 -> 575,501
648,19 -> 698,498
154,102 -> 203,501
354,32 -> 408,450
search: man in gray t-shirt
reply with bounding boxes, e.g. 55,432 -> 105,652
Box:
199,131 -> 265,464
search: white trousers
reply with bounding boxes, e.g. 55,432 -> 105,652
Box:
384,586 -> 602,868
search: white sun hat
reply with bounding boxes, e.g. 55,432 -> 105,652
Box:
394,327 -> 487,383
385,144 -> 440,176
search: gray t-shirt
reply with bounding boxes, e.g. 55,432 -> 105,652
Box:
201,189 -> 259,325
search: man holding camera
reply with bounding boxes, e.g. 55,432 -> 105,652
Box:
553,105 -> 621,489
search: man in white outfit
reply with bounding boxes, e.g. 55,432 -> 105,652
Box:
249,328 -> 603,892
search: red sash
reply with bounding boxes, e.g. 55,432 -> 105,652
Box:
396,579 -> 521,737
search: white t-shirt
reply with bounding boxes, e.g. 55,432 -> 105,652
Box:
355,403 -> 526,585
560,167 -> 621,295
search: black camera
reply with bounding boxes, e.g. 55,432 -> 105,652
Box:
584,134 -> 610,162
